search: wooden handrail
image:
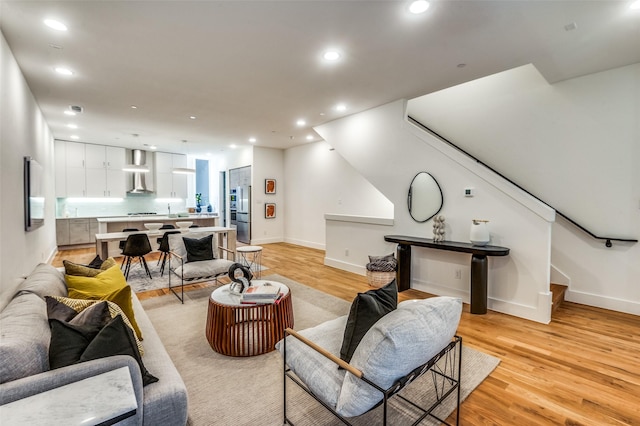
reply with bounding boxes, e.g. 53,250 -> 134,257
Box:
285,328 -> 363,378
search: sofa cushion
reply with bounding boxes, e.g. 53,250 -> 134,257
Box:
276,316 -> 348,409
336,296 -> 462,417
183,235 -> 214,262
63,257 -> 117,277
65,266 -> 142,340
173,258 -> 235,280
14,263 -> 67,299
339,279 -> 397,363
0,293 -> 50,383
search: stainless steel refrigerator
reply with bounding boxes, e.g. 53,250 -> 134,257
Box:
236,185 -> 251,244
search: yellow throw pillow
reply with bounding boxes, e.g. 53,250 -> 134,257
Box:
65,266 -> 142,340
63,257 -> 118,277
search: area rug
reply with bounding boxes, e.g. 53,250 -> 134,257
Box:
141,274 -> 500,425
125,259 -> 268,293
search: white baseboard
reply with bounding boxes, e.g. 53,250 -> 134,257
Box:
249,236 -> 284,245
284,237 -> 325,251
566,289 -> 640,316
413,278 -> 551,324
324,257 -> 365,276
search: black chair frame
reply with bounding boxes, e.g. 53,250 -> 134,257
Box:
282,332 -> 462,426
157,230 -> 181,277
121,234 -> 153,280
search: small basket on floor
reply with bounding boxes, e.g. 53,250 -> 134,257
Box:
366,270 -> 396,288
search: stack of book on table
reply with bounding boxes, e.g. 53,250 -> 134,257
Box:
240,283 -> 282,304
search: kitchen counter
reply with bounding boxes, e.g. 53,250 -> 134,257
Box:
96,214 -> 218,223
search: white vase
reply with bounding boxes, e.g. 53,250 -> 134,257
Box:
470,220 -> 490,246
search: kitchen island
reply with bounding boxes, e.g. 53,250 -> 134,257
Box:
95,226 -> 235,259
96,214 -> 219,256
96,214 -> 218,233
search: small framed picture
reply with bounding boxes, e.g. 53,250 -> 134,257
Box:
265,179 -> 276,194
265,203 -> 276,219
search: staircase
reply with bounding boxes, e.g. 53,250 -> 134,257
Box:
551,283 -> 568,314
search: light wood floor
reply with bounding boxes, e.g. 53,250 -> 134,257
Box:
52,242 -> 640,425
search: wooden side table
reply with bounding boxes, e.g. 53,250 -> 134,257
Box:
206,281 -> 294,357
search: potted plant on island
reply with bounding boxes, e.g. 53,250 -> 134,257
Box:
195,193 -> 202,213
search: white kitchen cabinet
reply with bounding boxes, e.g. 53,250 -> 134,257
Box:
55,141 -> 126,198
54,141 -> 67,198
61,142 -> 87,197
155,152 -> 187,199
85,145 -> 126,197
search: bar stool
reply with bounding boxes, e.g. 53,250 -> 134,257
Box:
236,246 -> 263,279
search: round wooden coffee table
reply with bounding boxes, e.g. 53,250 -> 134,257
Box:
205,280 -> 294,357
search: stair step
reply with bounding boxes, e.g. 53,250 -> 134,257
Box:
551,283 -> 568,314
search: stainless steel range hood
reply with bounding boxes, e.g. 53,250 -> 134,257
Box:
126,149 -> 153,194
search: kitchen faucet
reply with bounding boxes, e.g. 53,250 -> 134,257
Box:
168,203 -> 171,215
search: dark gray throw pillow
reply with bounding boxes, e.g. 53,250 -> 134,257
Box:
183,235 -> 214,262
339,279 -> 398,363
49,315 -> 158,386
80,315 -> 159,386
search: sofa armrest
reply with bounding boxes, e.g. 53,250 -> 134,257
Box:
219,246 -> 236,261
0,356 -> 144,417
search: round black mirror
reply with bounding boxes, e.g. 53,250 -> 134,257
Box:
407,172 -> 443,222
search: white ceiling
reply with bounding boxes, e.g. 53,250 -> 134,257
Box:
1,1 -> 639,156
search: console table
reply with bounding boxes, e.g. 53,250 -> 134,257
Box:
384,235 -> 510,314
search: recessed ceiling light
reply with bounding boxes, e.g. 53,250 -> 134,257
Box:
189,116 -> 196,120
55,67 -> 73,76
130,105 -> 138,109
230,144 -> 237,149
630,0 -> 640,9
306,135 -> 314,141
70,135 -> 79,140
335,104 -> 347,112
67,124 -> 78,129
296,119 -> 306,126
409,0 -> 430,14
64,110 -> 76,116
249,137 -> 257,143
457,63 -> 466,68
564,22 -> 578,31
323,50 -> 341,61
44,19 -> 67,31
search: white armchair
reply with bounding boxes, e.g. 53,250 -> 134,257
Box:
277,297 -> 463,425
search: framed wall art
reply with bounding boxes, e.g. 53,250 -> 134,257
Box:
265,179 -> 276,194
265,203 -> 276,219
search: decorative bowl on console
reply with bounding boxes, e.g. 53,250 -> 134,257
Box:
176,221 -> 193,230
144,223 -> 163,232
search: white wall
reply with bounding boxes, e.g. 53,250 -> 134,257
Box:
283,141 -> 394,250
315,100 -> 555,323
0,32 -> 57,311
408,63 -> 640,315
252,147 -> 285,245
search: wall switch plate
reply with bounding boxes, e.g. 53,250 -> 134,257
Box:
464,188 -> 474,197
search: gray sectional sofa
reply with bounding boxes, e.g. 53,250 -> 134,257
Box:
0,263 -> 188,426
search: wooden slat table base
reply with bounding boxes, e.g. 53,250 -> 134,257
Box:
206,292 -> 294,357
